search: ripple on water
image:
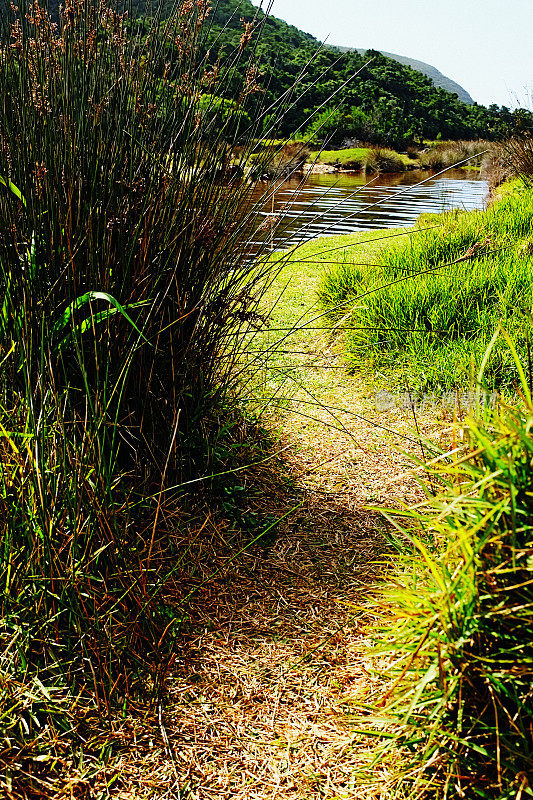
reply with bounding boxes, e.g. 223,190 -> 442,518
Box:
251,169 -> 489,250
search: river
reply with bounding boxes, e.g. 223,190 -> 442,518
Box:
252,168 -> 488,251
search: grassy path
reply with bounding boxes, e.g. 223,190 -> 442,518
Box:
119,231 -> 444,799
250,230 -> 443,507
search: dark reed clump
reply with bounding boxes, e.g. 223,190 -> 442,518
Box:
0,0 -> 290,785
0,0 -> 280,474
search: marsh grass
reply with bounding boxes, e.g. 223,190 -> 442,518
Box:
419,140 -> 488,171
364,147 -> 407,173
1,4 -> 528,792
318,186 -> 533,391
0,0 -> 320,791
358,334 -> 533,798
486,133 -> 533,187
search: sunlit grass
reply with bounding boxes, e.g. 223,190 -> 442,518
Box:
357,334 -> 533,796
317,185 -> 533,390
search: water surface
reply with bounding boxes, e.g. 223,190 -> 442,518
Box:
254,169 -> 488,251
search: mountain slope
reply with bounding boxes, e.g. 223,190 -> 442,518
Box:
236,2 -> 474,104
336,46 -> 474,104
207,0 -> 521,144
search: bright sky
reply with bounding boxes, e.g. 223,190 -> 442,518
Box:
252,0 -> 532,109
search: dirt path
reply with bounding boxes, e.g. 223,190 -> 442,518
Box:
114,240 -> 443,799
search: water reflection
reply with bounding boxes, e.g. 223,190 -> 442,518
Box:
253,169 -> 488,250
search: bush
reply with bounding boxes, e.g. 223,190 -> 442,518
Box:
248,140 -> 310,178
483,134 -> 533,187
365,146 -> 406,173
304,105 -> 348,147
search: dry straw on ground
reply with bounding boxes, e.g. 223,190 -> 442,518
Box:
97,268 -> 450,799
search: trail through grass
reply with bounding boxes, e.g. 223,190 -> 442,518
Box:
111,230 -> 458,799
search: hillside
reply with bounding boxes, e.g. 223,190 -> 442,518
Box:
215,0 -> 473,104
207,0 -> 527,145
0,0 -> 528,145
336,46 -> 474,105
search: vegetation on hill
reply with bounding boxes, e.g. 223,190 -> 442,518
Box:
205,0 -> 533,147
337,45 -> 475,104
285,168 -> 533,795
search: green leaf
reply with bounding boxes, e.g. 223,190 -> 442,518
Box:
53,291 -> 151,346
0,175 -> 26,206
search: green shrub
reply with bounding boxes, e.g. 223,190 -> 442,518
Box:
365,147 -> 407,173
304,105 -> 348,146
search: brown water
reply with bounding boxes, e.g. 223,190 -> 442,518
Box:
253,169 -> 488,251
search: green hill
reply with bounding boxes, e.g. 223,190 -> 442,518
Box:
206,0 -> 529,145
336,46 -> 474,105
2,0 -> 529,145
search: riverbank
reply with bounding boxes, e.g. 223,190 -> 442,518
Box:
131,194 -> 533,795
314,180 -> 533,393
305,140 -> 488,174
249,139 -> 489,177
91,181 -> 533,797
25,183 -> 530,799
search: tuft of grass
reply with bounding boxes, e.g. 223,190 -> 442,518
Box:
310,146 -> 411,172
483,133 -> 533,188
419,140 -> 489,170
318,186 -> 533,391
365,147 -> 408,173
359,334 -> 533,797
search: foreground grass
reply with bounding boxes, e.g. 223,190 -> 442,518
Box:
361,348 -> 533,797
0,2 -> 294,795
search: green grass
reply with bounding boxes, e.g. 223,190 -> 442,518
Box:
359,338 -> 533,797
316,184 -> 533,391
309,146 -> 415,171
309,147 -> 372,167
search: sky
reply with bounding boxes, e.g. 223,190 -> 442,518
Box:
251,0 -> 533,109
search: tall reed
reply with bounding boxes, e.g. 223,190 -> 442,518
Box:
0,0 -> 294,786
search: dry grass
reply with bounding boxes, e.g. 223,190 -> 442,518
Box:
95,232 -> 452,799
5,229 -> 454,799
